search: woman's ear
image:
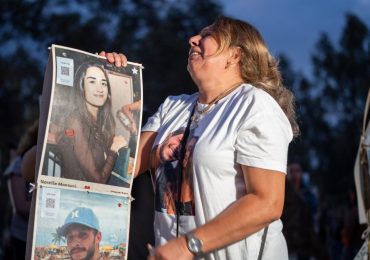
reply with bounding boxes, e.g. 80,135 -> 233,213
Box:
225,47 -> 242,69
229,46 -> 242,65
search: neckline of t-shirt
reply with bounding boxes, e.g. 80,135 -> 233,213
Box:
197,83 -> 244,106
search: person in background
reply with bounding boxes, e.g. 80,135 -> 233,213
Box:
340,189 -> 366,260
282,161 -> 328,259
0,141 -> 18,259
102,15 -> 299,259
287,161 -> 318,219
3,120 -> 38,260
21,145 -> 37,183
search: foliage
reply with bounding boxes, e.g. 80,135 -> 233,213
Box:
51,231 -> 65,246
0,0 -> 221,169
285,14 -> 370,203
1,0 -> 369,213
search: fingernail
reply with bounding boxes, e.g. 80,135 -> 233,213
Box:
147,244 -> 155,256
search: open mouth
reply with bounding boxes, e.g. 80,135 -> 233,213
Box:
168,145 -> 181,160
70,247 -> 86,255
189,49 -> 202,59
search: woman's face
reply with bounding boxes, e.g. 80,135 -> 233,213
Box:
83,66 -> 108,107
187,26 -> 230,83
160,132 -> 184,163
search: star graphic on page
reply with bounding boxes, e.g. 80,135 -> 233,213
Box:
132,67 -> 138,74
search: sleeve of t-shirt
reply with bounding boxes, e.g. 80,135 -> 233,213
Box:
141,95 -> 191,133
141,96 -> 173,132
3,157 -> 22,178
235,92 -> 293,174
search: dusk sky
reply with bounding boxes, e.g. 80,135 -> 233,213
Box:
220,0 -> 370,78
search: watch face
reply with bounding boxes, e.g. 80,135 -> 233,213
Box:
188,236 -> 202,253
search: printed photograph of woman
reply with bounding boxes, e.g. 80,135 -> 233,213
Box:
43,60 -> 131,187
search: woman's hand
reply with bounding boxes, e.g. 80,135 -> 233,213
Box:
99,51 -> 128,67
147,237 -> 193,260
125,119 -> 138,135
121,100 -> 141,135
111,135 -> 128,153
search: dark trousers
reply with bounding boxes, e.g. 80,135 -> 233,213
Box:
8,237 -> 26,260
128,171 -> 155,260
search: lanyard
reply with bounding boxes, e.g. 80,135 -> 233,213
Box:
176,102 -> 196,237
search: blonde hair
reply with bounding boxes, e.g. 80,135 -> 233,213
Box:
209,16 -> 299,136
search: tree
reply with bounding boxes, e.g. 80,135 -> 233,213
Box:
0,0 -> 222,168
51,231 -> 65,246
287,13 -> 370,203
111,0 -> 222,118
0,0 -> 223,254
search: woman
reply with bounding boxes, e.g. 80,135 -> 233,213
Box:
102,16 -> 299,259
57,62 -> 127,184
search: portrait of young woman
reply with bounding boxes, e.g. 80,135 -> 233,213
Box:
44,61 -> 129,186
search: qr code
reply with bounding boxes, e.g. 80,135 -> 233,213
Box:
46,198 -> 55,208
61,66 -> 70,76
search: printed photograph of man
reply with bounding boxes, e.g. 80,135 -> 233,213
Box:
32,187 -> 129,259
57,207 -> 102,260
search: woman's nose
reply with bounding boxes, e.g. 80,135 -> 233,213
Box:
188,35 -> 201,47
97,83 -> 104,91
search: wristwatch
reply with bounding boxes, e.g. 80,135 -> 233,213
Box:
185,232 -> 204,256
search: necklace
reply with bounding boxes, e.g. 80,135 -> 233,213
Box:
191,82 -> 244,128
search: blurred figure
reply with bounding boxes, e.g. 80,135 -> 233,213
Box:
282,161 -> 327,260
339,189 -> 366,260
287,161 -> 318,219
21,145 -> 37,183
0,141 -> 18,259
7,141 -> 18,164
128,171 -> 155,260
3,120 -> 38,260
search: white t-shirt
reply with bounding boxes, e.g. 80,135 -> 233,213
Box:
142,83 -> 292,259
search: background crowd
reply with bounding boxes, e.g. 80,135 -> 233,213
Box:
0,1 -> 369,259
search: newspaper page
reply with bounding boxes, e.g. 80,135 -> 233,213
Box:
29,45 -> 143,260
